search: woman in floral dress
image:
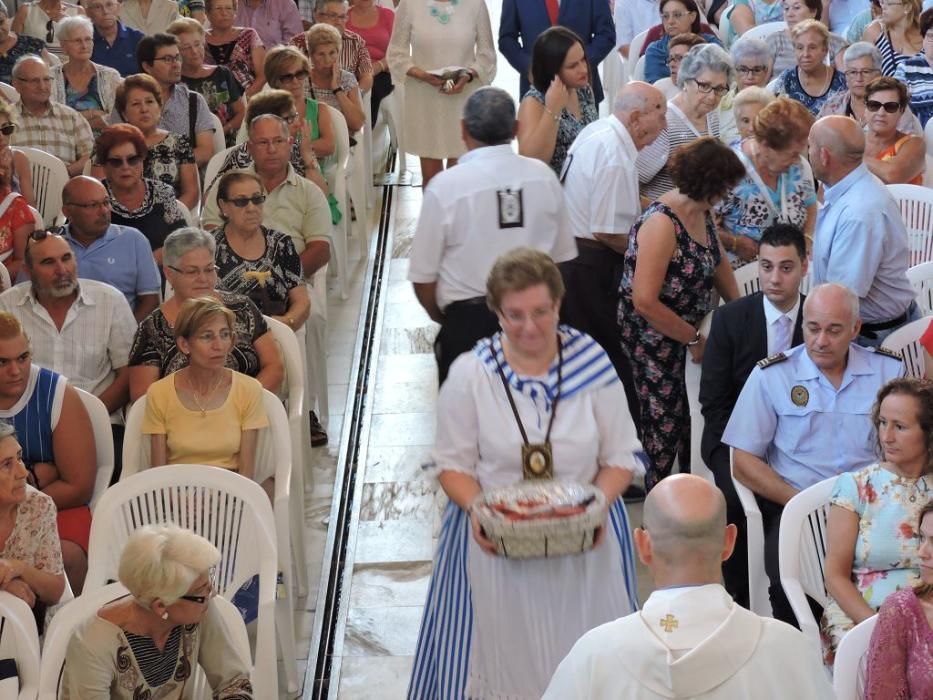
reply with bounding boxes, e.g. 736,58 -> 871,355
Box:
822,378 -> 933,664
618,137 -> 743,490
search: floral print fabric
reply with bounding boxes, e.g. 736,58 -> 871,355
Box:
523,85 -> 598,175
2,486 -> 64,576
207,29 -> 263,93
144,133 -> 194,200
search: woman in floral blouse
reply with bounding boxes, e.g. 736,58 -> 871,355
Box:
822,377 -> 933,664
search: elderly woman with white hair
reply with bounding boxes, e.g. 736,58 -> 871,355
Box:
718,37 -> 773,144
771,19 -> 848,115
61,524 -> 253,699
727,86 -> 776,146
49,15 -> 121,133
637,43 -> 734,202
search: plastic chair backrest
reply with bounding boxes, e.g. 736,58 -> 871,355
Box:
208,112 -> 226,156
0,591 -> 39,700
629,29 -> 650,59
83,467 -> 279,697
833,614 -> 878,700
264,317 -> 304,421
17,147 -> 67,227
0,82 -> 18,104
907,260 -> 933,314
175,199 -> 195,226
925,116 -> 933,157
632,55 -> 646,81
733,261 -> 761,299
684,311 -> 714,483
0,263 -> 9,293
887,184 -> 933,267
323,102 -> 350,299
202,145 -> 238,205
73,388 -> 114,510
778,476 -> 836,657
880,316 -> 929,378
742,20 -> 788,42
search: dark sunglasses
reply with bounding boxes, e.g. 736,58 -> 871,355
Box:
45,19 -> 54,43
28,226 -> 64,244
0,123 -> 15,136
277,69 -> 309,83
104,155 -> 143,167
221,194 -> 266,207
179,594 -> 209,604
865,99 -> 901,113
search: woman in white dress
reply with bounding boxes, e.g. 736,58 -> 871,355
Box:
385,0 -> 496,187
408,248 -> 643,700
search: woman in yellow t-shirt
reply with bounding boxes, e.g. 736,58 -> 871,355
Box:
142,297 -> 269,486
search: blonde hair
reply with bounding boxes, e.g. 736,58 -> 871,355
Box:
174,297 -> 235,342
263,46 -> 311,86
166,17 -> 205,38
733,85 -> 776,111
118,524 -> 220,606
485,248 -> 564,312
0,312 -> 25,342
790,18 -> 830,48
304,23 -> 341,54
0,98 -> 19,126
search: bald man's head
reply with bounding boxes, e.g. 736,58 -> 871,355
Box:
615,81 -> 667,150
62,176 -> 112,240
808,116 -> 864,185
642,475 -> 729,566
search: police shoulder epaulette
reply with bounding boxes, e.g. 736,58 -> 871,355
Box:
757,353 -> 788,369
872,346 -> 904,361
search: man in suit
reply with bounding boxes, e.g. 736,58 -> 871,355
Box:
499,0 -> 616,105
698,223 -> 807,608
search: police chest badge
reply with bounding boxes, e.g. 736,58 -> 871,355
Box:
791,385 -> 809,407
497,188 -> 524,229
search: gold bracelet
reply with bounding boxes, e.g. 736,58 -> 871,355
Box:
544,106 -> 560,123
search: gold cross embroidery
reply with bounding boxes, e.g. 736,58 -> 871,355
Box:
659,614 -> 679,633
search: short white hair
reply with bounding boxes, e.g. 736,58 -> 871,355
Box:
57,15 -> 94,42
118,524 -> 220,606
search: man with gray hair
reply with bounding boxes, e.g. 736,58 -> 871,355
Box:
808,115 -> 918,347
559,81 -> 666,430
408,86 -> 576,384
723,282 -> 903,624
544,474 -> 832,699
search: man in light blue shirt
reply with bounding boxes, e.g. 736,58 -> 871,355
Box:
60,177 -> 161,322
809,115 -> 918,347
722,283 -> 903,624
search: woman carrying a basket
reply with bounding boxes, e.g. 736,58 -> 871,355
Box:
407,248 -> 645,700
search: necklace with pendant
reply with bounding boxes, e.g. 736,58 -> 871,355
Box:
189,371 -> 225,418
428,0 -> 459,25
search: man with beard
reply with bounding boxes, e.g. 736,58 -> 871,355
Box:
60,176 -> 161,322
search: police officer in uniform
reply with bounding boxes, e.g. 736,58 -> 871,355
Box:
722,283 -> 904,625
408,87 -> 576,384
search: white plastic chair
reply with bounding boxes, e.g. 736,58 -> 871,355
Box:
324,103 -> 351,300
778,476 -> 836,658
629,29 -> 650,64
83,467 -> 280,698
880,316 -> 929,378
0,263 -> 9,293
73,388 -> 114,510
907,260 -> 933,314
17,147 -> 67,227
0,83 -> 18,104
733,260 -> 762,298
684,311 -> 714,483
731,450 -> 772,617
377,83 -> 408,176
202,145 -> 237,203
175,199 -> 195,226
208,112 -> 226,157
348,91 -> 372,256
833,614 -> 878,700
599,48 -> 625,117
0,592 -> 39,700
632,55 -> 647,82
887,184 -> 933,266
718,5 -> 736,48
304,268 -> 330,433
743,20 -> 788,42
925,116 -> 933,158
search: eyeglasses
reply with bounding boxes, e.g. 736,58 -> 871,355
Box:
104,154 -> 143,167
277,69 -> 309,83
45,19 -> 54,43
737,65 -> 768,75
879,0 -> 904,6
283,111 -> 299,124
661,10 -> 690,20
691,79 -> 729,96
167,264 -> 218,278
845,68 -> 881,79
85,1 -> 119,11
152,54 -> 182,64
317,10 -> 348,20
179,570 -> 217,603
250,137 -> 289,149
666,54 -> 685,66
865,99 -> 902,113
13,76 -> 52,86
193,329 -> 233,343
64,198 -> 113,209
221,194 -> 266,207
62,37 -> 94,44
0,123 -> 15,136
178,41 -> 204,51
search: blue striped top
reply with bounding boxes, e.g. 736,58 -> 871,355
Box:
894,54 -> 933,128
0,365 -> 65,465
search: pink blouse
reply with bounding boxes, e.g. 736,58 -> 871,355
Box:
864,587 -> 933,699
346,6 -> 394,62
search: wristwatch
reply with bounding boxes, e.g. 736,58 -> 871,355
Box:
686,329 -> 701,347
333,85 -> 344,94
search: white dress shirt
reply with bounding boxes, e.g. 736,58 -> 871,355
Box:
763,294 -> 801,356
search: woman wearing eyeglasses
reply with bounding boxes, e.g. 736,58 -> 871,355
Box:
213,172 -> 310,329
644,0 -> 720,84
204,0 -> 265,99
772,19 -> 848,115
128,227 -> 284,401
111,74 -> 200,211
62,524 -> 255,699
12,0 -> 83,61
862,0 -> 922,76
862,76 -> 926,184
718,37 -> 773,145
655,33 -> 706,99
50,16 -> 120,134
637,44 -> 733,202
95,124 -> 188,268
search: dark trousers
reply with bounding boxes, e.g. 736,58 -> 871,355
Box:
435,298 -> 499,385
559,244 -> 641,434
111,424 -> 125,485
707,444 -> 750,609
371,71 -> 394,127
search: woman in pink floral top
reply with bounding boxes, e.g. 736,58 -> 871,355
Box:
864,499 -> 933,699
822,378 -> 933,664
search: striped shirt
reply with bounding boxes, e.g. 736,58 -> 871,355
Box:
876,31 -> 910,77
0,365 -> 65,465
894,54 -> 933,128
288,28 -> 373,81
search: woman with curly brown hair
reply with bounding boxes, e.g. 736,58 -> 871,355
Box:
619,137 -> 743,489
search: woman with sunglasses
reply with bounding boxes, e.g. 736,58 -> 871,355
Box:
863,76 -> 926,184
110,74 -> 200,211
772,19 -> 848,116
96,124 -> 188,268
12,0 -> 83,61
0,7 -> 51,85
62,524 -> 254,699
213,172 -> 310,330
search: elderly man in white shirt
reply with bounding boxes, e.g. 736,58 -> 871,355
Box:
559,81 -> 667,430
408,86 -> 577,384
544,474 -> 833,699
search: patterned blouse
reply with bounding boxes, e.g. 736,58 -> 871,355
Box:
214,226 -> 303,313
129,290 -> 269,378
182,66 -> 243,148
309,69 -> 359,112
772,67 -> 848,115
144,133 -> 195,200
523,84 -> 598,176
206,28 -> 264,93
876,30 -> 911,77
105,178 -> 188,253
0,35 -> 44,84
1,486 -> 64,577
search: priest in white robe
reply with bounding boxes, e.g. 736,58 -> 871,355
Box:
543,474 -> 833,700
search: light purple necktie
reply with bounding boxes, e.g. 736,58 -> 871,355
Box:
772,314 -> 792,355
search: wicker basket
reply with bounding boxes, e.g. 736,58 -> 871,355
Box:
474,482 -> 606,560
